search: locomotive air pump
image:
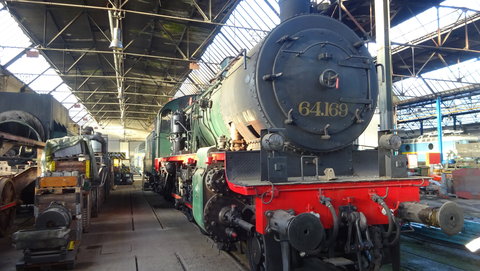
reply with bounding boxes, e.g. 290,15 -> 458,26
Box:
378,132 -> 407,178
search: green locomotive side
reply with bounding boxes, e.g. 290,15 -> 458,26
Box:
189,83 -> 231,151
156,90 -> 230,230
191,147 -> 215,230
156,96 -> 195,157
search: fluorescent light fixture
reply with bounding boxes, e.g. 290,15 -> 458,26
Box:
465,236 -> 480,253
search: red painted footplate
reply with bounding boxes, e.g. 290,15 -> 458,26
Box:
156,151 -> 429,235
228,178 -> 427,234
211,151 -> 429,234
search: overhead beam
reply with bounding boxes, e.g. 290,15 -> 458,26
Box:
85,84 -> 104,101
25,67 -> 50,86
391,12 -> 480,55
46,10 -> 83,46
396,85 -> 480,109
87,13 -> 111,43
5,0 -> 267,33
72,91 -> 173,97
393,74 -> 480,86
157,21 -> 188,59
89,110 -> 157,115
76,68 -> 99,90
65,50 -> 90,73
0,45 -> 218,64
1,48 -> 28,68
398,108 -> 480,124
392,42 -> 480,55
39,5 -> 99,125
123,20 -> 154,51
70,102 -> 162,107
47,81 -> 64,94
101,117 -> 151,120
8,72 -> 209,86
191,0 -> 210,22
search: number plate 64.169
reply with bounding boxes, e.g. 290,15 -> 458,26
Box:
298,101 -> 348,117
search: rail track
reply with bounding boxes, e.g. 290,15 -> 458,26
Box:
142,187 -> 249,271
399,234 -> 480,271
142,187 -> 480,271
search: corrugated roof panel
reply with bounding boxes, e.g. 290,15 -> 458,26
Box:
0,6 -> 32,65
175,0 -> 281,96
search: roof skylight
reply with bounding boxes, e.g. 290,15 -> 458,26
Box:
0,2 -> 97,128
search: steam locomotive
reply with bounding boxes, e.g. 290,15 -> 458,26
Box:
144,1 -> 464,270
0,92 -> 78,236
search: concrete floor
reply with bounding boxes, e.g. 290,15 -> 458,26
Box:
0,185 -> 245,271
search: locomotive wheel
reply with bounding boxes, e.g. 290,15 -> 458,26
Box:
0,177 -> 16,237
203,194 -> 245,247
246,233 -> 283,271
161,173 -> 175,202
205,168 -> 228,194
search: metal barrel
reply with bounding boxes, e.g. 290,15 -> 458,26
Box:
35,203 -> 72,230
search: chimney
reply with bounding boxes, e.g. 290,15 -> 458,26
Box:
278,0 -> 311,22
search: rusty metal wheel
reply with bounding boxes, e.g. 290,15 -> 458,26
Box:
0,177 -> 17,237
246,232 -> 283,271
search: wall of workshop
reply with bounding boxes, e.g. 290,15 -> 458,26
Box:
108,139 -> 121,152
400,122 -> 480,139
107,139 -> 143,158
120,141 -> 129,157
0,66 -> 34,93
129,141 -> 143,156
357,113 -> 380,149
0,75 -> 23,92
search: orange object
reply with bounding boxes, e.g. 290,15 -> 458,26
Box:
430,174 -> 442,181
426,152 -> 441,165
26,49 -> 39,57
39,176 -> 78,188
189,62 -> 200,70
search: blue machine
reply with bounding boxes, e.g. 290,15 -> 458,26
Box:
400,132 -> 480,163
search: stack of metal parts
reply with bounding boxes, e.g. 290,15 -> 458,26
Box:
13,137 -> 94,270
13,203 -> 75,269
84,129 -> 113,217
0,131 -> 45,237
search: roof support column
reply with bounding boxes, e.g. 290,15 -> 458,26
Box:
436,96 -> 443,164
375,0 -> 394,131
108,0 -> 126,127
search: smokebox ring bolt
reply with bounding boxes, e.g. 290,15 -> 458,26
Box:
321,124 -> 331,140
284,109 -> 294,125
